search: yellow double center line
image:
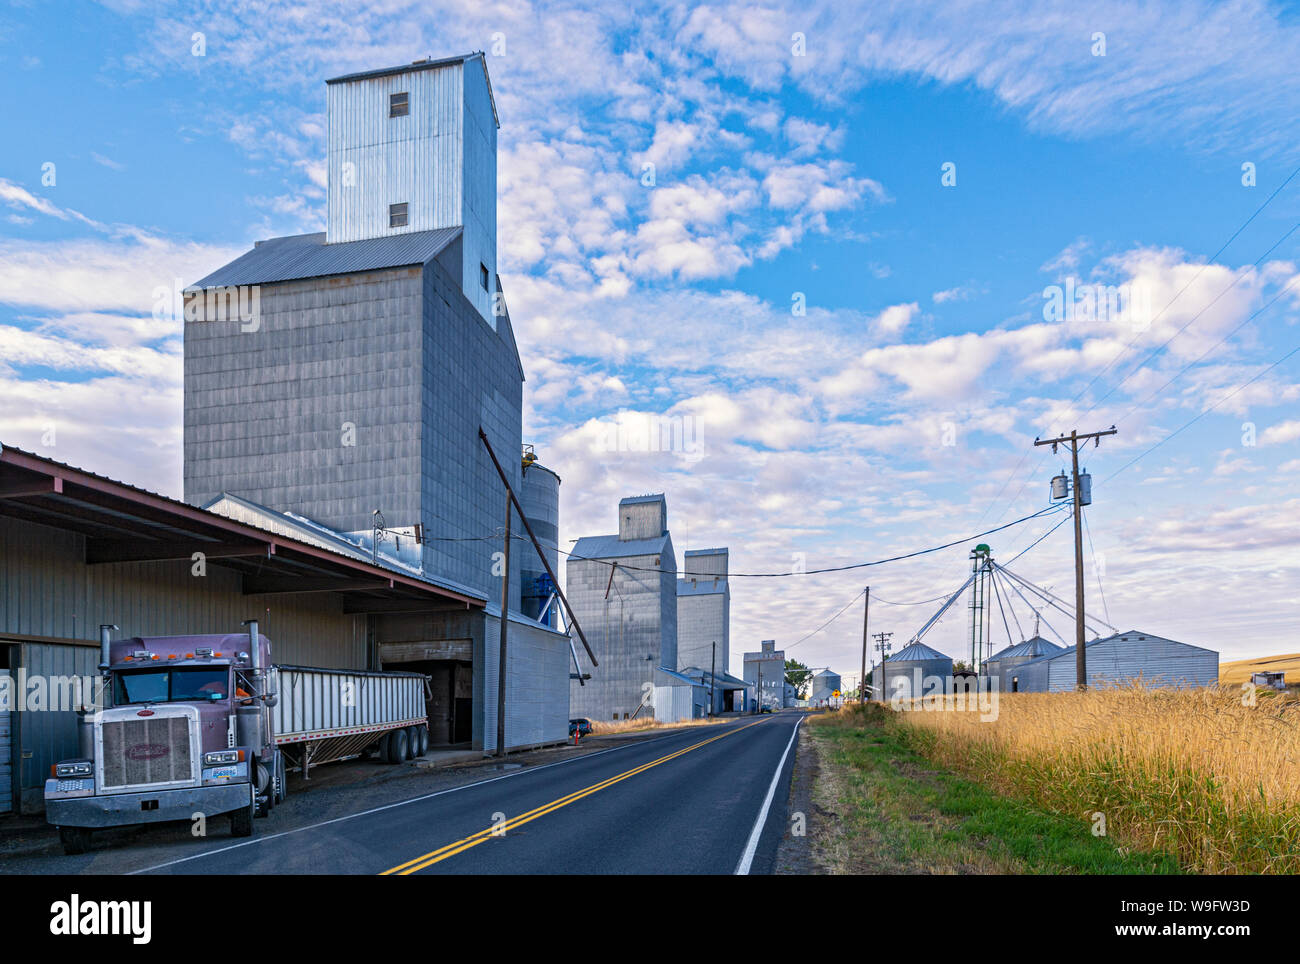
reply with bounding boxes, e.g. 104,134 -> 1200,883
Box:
381,718 -> 768,875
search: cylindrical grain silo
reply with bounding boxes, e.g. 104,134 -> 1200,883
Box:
882,642 -> 953,700
519,461 -> 561,626
983,635 -> 1063,692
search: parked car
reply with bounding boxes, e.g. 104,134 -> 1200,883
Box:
759,705 -> 773,714
569,718 -> 593,737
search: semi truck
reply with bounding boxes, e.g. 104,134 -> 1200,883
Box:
45,620 -> 429,855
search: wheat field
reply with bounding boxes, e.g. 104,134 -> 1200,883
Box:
882,685 -> 1300,873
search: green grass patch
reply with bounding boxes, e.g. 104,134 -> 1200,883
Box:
809,704 -> 1180,875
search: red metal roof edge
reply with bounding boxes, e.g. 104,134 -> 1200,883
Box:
0,442 -> 484,608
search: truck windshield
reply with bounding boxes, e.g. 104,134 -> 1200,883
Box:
114,668 -> 229,704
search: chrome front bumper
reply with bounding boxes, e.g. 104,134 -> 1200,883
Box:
45,781 -> 251,829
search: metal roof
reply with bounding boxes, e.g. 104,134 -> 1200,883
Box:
887,641 -> 952,662
1014,630 -> 1216,669
619,493 -> 666,506
326,52 -> 500,129
684,547 -> 727,556
188,227 -> 461,290
0,443 -> 482,611
987,635 -> 1063,662
570,533 -> 671,561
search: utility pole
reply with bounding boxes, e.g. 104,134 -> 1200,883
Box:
495,490 -> 512,758
1034,425 -> 1116,692
709,641 -> 716,718
873,632 -> 893,699
859,586 -> 870,705
756,663 -> 762,714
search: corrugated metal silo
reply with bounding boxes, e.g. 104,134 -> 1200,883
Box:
983,635 -> 1063,692
520,462 -> 561,627
882,641 -> 953,700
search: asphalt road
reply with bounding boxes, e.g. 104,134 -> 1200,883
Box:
112,712 -> 804,875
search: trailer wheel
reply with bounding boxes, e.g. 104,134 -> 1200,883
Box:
376,733 -> 390,763
230,785 -> 256,838
59,827 -> 91,856
386,728 -> 409,764
406,726 -> 422,760
418,726 -> 429,756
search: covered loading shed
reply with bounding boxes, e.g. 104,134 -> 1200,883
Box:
0,444 -> 487,814
1013,630 -> 1219,693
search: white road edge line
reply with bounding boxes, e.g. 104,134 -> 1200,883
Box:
734,715 -> 803,876
127,721 -> 737,875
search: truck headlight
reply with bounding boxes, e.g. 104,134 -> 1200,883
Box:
55,761 -> 93,777
203,750 -> 241,766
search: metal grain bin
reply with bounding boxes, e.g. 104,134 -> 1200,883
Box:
882,641 -> 953,700
520,461 -> 561,626
984,635 -> 1063,692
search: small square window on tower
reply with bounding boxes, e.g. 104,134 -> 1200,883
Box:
389,92 -> 409,117
480,263 -> 490,291
389,202 -> 409,228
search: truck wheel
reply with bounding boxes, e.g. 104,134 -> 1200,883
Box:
418,726 -> 429,756
230,785 -> 256,838
386,728 -> 408,764
59,827 -> 91,856
376,733 -> 390,762
406,726 -> 422,759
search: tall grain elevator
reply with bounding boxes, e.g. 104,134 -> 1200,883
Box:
182,53 -> 571,754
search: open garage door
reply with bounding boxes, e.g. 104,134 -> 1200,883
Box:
380,639 -> 473,747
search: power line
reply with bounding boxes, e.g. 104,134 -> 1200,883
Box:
1083,511 -> 1110,625
786,587 -> 867,650
968,163 -> 1300,545
552,504 -> 1063,578
1104,340 -> 1300,483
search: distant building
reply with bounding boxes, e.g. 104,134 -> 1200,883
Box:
744,640 -> 785,710
1013,630 -> 1218,693
680,666 -> 752,714
677,547 -> 729,675
567,494 -> 678,721
1251,671 -> 1286,691
810,669 -> 842,704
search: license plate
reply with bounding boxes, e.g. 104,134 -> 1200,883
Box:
209,766 -> 239,780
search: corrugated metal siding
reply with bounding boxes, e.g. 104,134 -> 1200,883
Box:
883,658 -> 953,700
483,615 -> 570,752
0,710 -> 11,814
0,516 -> 366,668
653,684 -> 696,723
13,642 -> 99,811
327,63 -> 465,244
1018,633 -> 1220,693
461,54 -> 497,325
273,667 -> 424,739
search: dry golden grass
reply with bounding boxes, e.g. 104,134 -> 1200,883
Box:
1219,653 -> 1300,686
884,685 -> 1300,873
587,715 -> 730,736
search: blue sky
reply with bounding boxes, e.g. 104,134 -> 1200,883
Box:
2,0 -> 1299,676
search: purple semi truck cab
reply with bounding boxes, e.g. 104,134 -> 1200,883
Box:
44,621 -> 429,855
